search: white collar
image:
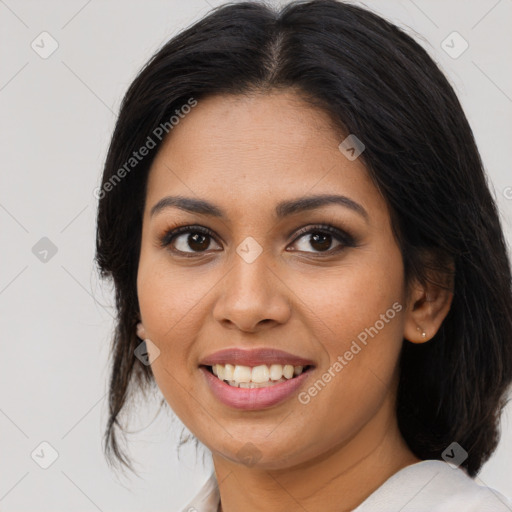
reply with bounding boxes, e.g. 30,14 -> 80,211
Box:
181,460 -> 512,512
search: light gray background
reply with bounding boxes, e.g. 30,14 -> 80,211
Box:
1,0 -> 511,510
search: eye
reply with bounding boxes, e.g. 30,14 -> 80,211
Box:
159,223 -> 356,258
288,224 -> 356,255
160,225 -> 221,257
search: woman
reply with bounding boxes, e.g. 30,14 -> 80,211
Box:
95,1 -> 512,510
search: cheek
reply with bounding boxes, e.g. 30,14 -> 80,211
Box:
292,247 -> 404,337
292,248 -> 405,423
137,252 -> 214,340
292,313 -> 404,468
137,264 -> 204,420
136,262 -> 205,404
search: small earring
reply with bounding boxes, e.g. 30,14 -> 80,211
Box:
416,326 -> 427,339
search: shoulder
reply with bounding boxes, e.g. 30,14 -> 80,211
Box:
353,460 -> 512,512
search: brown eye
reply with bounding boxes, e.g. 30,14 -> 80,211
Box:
288,224 -> 356,255
160,223 -> 356,258
161,225 -> 221,256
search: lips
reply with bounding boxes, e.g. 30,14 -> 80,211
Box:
200,365 -> 314,410
199,347 -> 316,368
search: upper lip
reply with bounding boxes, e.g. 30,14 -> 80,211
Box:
200,348 -> 316,368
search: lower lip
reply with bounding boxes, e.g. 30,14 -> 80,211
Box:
199,366 -> 313,410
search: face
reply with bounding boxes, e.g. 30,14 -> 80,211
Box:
137,90 -> 411,470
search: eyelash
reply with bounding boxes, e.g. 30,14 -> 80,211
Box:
159,223 -> 357,258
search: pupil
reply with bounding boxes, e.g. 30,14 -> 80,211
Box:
311,233 -> 331,251
189,233 -> 209,251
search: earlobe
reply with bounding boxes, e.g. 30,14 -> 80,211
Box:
136,322 -> 147,340
415,325 -> 427,341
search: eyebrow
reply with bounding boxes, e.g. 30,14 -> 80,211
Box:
150,193 -> 369,223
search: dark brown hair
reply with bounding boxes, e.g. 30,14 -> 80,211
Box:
95,0 -> 512,478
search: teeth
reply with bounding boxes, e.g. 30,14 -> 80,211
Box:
269,364 -> 283,380
231,377 -> 287,388
224,364 -> 235,380
210,363 -> 308,387
233,365 -> 252,382
251,365 -> 270,383
283,365 -> 294,379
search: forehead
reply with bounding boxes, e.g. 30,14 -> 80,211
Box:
145,91 -> 384,221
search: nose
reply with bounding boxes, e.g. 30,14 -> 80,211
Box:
212,248 -> 292,333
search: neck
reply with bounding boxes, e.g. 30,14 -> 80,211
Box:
212,399 -> 420,512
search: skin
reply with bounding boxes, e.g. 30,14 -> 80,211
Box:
136,90 -> 453,512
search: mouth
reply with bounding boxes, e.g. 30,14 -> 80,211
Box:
200,363 -> 315,388
199,363 -> 315,410
198,347 -> 316,409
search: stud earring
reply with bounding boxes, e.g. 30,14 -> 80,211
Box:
416,326 -> 427,339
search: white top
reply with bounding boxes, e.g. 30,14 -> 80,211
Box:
180,460 -> 512,512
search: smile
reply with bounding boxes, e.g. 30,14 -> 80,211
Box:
199,364 -> 314,410
206,363 -> 311,388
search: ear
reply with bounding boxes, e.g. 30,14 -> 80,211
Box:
136,321 -> 147,340
403,253 -> 454,344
